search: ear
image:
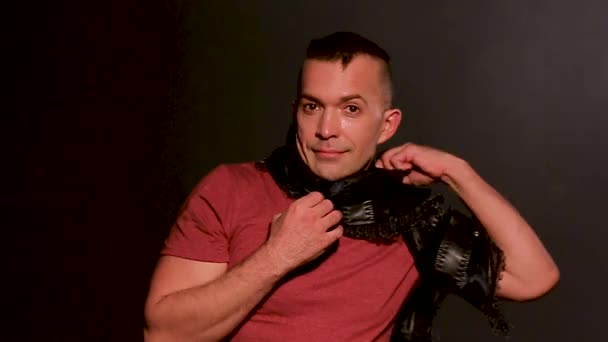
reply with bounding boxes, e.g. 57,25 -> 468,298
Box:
377,108 -> 402,144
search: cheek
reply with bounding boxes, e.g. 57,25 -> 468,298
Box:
296,115 -> 314,139
339,116 -> 353,130
342,118 -> 383,148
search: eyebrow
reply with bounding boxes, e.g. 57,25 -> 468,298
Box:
300,93 -> 368,106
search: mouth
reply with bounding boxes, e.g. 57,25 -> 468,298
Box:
312,149 -> 346,159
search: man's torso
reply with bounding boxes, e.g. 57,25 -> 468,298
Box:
163,163 -> 419,341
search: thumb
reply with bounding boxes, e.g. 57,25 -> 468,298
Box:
392,161 -> 413,171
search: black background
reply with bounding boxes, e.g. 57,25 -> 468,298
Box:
7,0 -> 607,341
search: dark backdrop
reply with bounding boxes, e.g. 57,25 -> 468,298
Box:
8,0 -> 607,341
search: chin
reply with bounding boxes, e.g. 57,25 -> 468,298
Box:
318,173 -> 342,181
311,164 -> 352,181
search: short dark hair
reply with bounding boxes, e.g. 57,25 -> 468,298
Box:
298,31 -> 394,107
306,31 -> 391,67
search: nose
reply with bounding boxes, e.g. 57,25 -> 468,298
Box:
315,110 -> 340,140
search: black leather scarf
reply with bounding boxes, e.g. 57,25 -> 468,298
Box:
255,143 -> 509,341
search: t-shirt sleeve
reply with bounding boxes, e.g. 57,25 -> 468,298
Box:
161,165 -> 236,263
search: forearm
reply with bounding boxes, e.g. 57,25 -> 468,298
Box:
145,245 -> 287,341
442,158 -> 559,299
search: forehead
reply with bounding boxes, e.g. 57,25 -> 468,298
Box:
300,56 -> 386,102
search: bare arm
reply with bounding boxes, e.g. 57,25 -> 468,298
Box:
377,143 -> 559,301
441,158 -> 559,301
144,249 -> 283,342
144,192 -> 343,341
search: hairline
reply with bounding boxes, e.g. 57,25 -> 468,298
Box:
299,53 -> 394,109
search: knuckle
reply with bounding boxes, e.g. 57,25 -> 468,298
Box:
291,202 -> 301,212
332,210 -> 343,222
310,191 -> 323,199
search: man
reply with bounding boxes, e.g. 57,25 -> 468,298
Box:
144,32 -> 559,341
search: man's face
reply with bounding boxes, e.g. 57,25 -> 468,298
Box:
295,55 -> 399,181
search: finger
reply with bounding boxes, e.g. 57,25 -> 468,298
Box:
319,209 -> 343,228
381,144 -> 409,170
414,174 -> 435,185
325,225 -> 344,242
375,159 -> 384,168
380,150 -> 398,170
403,172 -> 434,185
382,154 -> 394,170
298,191 -> 325,207
390,160 -> 413,171
311,199 -> 334,216
379,145 -> 402,165
388,143 -> 418,166
382,144 -> 407,160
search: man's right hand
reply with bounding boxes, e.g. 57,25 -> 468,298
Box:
264,191 -> 344,273
144,192 -> 343,341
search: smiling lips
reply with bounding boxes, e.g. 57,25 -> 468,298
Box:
313,149 -> 346,159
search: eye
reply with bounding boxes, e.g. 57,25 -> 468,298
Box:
345,105 -> 359,114
302,103 -> 319,112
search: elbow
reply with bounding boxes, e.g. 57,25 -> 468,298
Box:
546,263 -> 561,289
539,264 -> 561,295
143,309 -> 164,342
143,326 -> 158,342
143,325 -> 162,342
530,266 -> 560,300
144,327 -> 220,342
143,300 -> 177,342
143,306 -> 222,342
143,319 -> 183,342
509,264 -> 560,302
144,328 -> 185,342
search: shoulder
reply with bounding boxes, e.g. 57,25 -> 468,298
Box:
192,162 -> 273,195
216,162 -> 270,186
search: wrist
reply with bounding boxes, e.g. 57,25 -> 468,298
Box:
255,242 -> 293,278
440,156 -> 479,195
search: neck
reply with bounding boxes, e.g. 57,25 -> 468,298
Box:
272,143 -> 375,197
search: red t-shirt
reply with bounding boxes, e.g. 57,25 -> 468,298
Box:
162,163 -> 419,341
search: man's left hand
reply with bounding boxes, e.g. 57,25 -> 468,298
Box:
375,143 -> 462,186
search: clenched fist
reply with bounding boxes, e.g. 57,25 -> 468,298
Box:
265,192 -> 343,273
375,142 -> 466,186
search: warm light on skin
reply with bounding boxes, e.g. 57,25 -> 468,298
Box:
295,55 -> 402,181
